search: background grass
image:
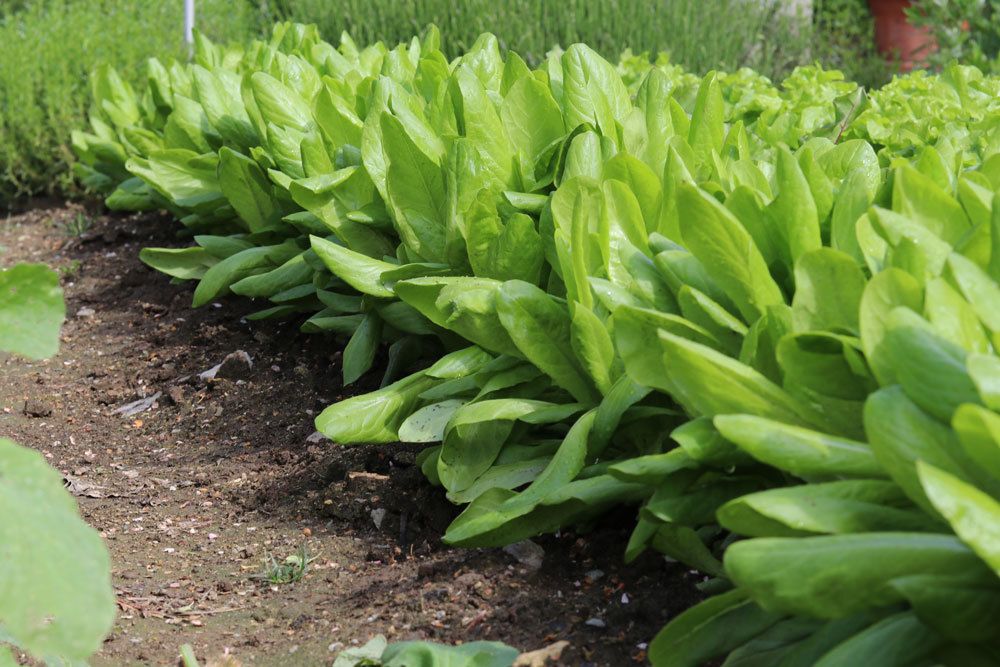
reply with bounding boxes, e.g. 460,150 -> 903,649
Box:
0,0 -> 254,204
258,0 -> 888,83
1,0 -> 890,207
258,0 -> 805,74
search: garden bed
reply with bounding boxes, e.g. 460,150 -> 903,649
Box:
0,205 -> 700,666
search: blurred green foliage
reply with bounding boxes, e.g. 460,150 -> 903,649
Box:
256,0 -> 809,75
813,0 -> 892,87
0,0 -> 255,204
908,0 -> 1000,73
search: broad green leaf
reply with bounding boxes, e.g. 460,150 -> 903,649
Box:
859,268 -> 923,386
249,71 -> 311,131
381,113 -> 447,262
398,400 -> 467,444
890,573 -> 1000,643
0,264 -> 65,360
424,346 -> 495,379
726,533 -> 990,618
720,617 -> 825,667
771,613 -> 889,667
791,248 -> 865,334
813,612 -> 944,667
499,410 -> 596,513
466,212 -> 544,285
952,404 -> 1000,481
608,448 -> 696,484
869,206 -> 952,278
688,72 -> 724,170
230,252 -> 314,298
671,417 -> 752,468
655,331 -> 825,428
892,165 -> 970,246
560,44 -> 629,138
649,589 -> 784,667
817,139 -> 880,191
192,242 -> 298,307
714,415 -> 883,478
289,169 -> 394,259
945,252 -> 1000,334
195,234 -> 256,258
0,439 -> 115,660
627,68 -> 674,174
496,280 -> 599,403
865,386 -> 996,514
126,149 -> 226,212
603,153 -> 662,239
768,147 -> 821,269
830,170 -> 873,265
677,286 -> 747,357
918,462 -> 1000,576
725,186 -> 779,268
446,457 -> 549,505
217,147 -> 284,233
139,246 -> 218,280
315,372 -> 439,443
775,332 -> 874,440
342,312 -> 382,384
677,184 -> 784,323
309,235 -> 396,298
381,640 -> 519,667
590,376 -> 650,454
500,75 -> 564,187
739,304 -> 793,384
450,65 -> 512,186
644,474 -> 761,527
397,277 -> 522,357
438,399 -> 557,492
923,277 -> 991,354
443,475 -> 644,547
718,480 -> 934,537
570,305 -> 616,395
649,521 -> 726,577
882,307 -> 981,422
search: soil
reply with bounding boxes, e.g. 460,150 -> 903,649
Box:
0,203 -> 702,667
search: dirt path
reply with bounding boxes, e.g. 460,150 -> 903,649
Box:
0,205 -> 701,666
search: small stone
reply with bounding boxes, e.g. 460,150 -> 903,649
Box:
76,306 -> 96,319
585,569 -> 605,582
215,350 -> 253,380
584,617 -> 606,628
371,508 -> 387,530
417,561 -> 439,578
22,400 -> 52,418
503,540 -> 544,572
166,385 -> 186,406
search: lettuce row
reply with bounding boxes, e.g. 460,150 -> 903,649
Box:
75,23 -> 1000,665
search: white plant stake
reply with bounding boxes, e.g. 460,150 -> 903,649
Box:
184,0 -> 195,57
